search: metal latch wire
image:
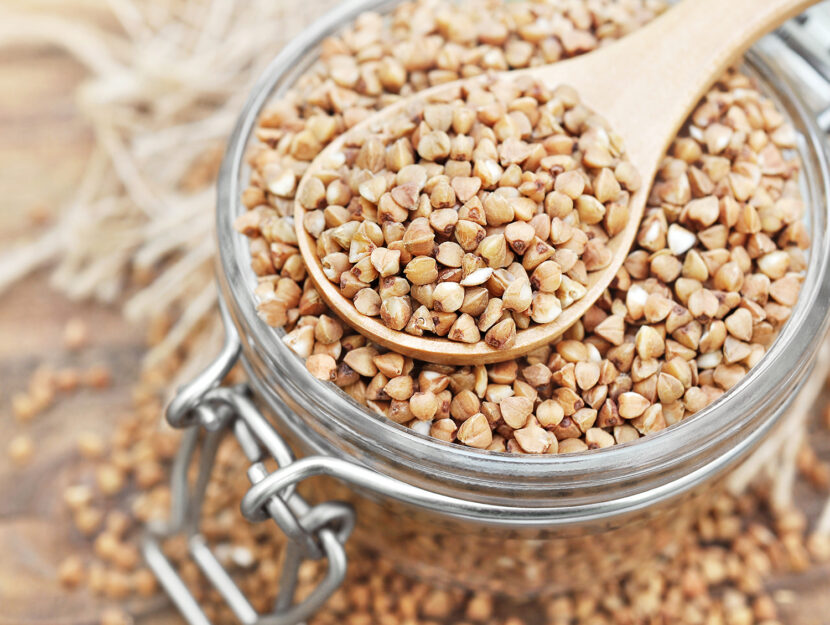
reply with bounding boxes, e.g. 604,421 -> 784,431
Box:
143,303 -> 355,625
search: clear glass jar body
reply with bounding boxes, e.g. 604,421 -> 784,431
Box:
214,0 -> 830,597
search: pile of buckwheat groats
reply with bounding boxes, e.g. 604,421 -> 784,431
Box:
236,0 -> 807,454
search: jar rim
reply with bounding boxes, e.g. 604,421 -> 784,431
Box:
214,0 -> 830,518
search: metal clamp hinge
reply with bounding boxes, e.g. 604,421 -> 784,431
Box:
143,306 -> 355,625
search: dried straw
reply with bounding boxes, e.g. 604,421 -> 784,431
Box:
0,0 -> 334,360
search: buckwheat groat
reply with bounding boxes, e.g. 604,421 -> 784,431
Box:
298,76 -> 633,345
235,0 -> 807,453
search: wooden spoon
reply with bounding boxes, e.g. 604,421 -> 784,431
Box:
294,0 -> 815,366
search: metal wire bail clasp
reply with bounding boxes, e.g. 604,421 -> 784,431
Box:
143,301 -> 355,625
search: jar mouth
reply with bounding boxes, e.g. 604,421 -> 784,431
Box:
214,0 -> 830,511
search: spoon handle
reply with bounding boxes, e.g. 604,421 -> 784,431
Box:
545,0 -> 819,175
629,0 -> 817,120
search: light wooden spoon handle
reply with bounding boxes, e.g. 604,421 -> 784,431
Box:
536,0 -> 818,177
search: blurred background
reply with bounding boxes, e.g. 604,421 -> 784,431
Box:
0,1 -> 334,622
2,1 -> 830,624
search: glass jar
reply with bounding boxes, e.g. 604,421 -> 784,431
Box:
150,0 -> 830,621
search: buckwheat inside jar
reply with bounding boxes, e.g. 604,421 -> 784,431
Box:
234,0 -> 808,454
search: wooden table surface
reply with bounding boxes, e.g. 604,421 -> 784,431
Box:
0,13 -> 177,622
1,8 -> 829,625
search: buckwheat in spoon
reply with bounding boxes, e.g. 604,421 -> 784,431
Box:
294,0 -> 815,366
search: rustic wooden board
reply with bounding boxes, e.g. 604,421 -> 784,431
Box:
1,12 -> 829,625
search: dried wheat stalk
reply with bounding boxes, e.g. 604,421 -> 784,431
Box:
0,0 -> 335,360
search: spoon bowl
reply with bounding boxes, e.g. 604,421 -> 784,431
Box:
295,0 -> 816,365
